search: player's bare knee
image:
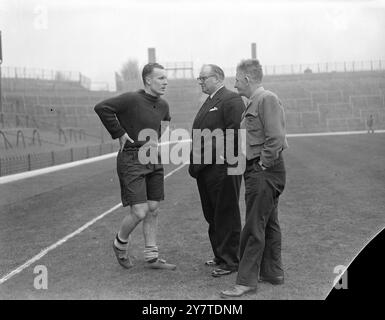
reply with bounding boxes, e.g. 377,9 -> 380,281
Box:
132,209 -> 147,220
147,207 -> 159,218
131,205 -> 148,220
148,201 -> 160,212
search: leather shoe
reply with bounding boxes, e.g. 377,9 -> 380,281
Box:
211,268 -> 235,277
145,258 -> 176,270
112,241 -> 133,269
220,285 -> 257,298
205,259 -> 219,267
258,276 -> 284,285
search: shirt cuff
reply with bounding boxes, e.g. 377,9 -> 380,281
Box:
111,129 -> 126,140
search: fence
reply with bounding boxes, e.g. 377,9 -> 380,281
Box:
162,61 -> 194,79
1,66 -> 91,90
223,59 -> 385,77
90,82 -> 110,91
0,141 -> 118,177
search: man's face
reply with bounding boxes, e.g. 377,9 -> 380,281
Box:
147,68 -> 168,96
234,70 -> 249,97
197,66 -> 218,95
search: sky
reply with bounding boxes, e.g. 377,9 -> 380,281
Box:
1,0 -> 385,90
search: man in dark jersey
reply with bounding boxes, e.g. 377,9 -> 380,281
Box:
94,63 -> 176,270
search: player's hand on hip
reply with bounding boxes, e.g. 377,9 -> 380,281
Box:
119,133 -> 134,151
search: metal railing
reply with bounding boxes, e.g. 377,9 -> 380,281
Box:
1,66 -> 91,89
0,141 -> 118,177
264,60 -> 384,75
161,61 -> 194,79
223,59 -> 385,77
90,82 -> 110,91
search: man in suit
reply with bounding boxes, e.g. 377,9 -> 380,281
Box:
189,64 -> 245,277
221,59 -> 288,297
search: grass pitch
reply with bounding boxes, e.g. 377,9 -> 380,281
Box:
0,133 -> 384,299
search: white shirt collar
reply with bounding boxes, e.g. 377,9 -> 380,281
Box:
210,85 -> 225,99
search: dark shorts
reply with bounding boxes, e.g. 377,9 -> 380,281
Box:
116,149 -> 164,207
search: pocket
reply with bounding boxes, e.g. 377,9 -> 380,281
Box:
244,167 -> 264,195
266,178 -> 285,199
154,163 -> 164,172
248,132 -> 265,146
124,151 -> 138,162
117,151 -> 138,172
245,113 -> 264,146
252,160 -> 263,173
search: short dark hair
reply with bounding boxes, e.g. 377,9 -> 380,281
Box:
205,64 -> 225,81
142,63 -> 165,85
236,59 -> 263,82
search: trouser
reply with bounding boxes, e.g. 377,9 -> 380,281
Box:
196,164 -> 242,270
236,155 -> 286,286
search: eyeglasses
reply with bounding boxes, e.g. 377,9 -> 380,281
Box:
197,74 -> 216,82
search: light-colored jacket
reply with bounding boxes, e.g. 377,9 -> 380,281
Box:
240,86 -> 288,167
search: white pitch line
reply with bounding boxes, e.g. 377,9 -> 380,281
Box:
158,139 -> 191,146
164,163 -> 187,178
287,129 -> 385,137
0,163 -> 187,285
1,130 -> 384,185
0,127 -> 383,284
0,141 -> 190,185
0,203 -> 121,285
0,152 -> 117,185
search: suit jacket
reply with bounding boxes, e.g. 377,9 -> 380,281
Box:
240,86 -> 288,167
189,86 -> 245,178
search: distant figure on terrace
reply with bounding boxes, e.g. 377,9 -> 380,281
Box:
367,114 -> 374,134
